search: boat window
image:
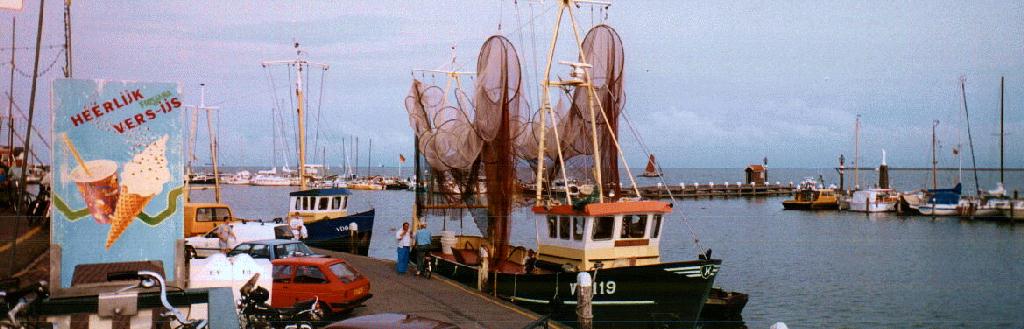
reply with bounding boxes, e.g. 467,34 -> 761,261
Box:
332,197 -> 342,209
294,266 -> 329,284
651,214 -> 662,238
559,216 -> 570,239
620,214 -> 647,239
318,197 -> 329,210
196,208 -> 213,222
272,265 -> 293,283
342,197 -> 348,209
572,217 -> 584,241
592,217 -> 614,241
300,197 -> 308,210
547,216 -> 557,238
294,198 -> 301,211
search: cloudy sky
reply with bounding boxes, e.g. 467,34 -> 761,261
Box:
2,1 -> 1022,168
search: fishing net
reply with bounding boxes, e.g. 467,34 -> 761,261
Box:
475,35 -> 524,259
567,24 -> 626,195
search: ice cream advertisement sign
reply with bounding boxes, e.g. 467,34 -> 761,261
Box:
51,79 -> 184,288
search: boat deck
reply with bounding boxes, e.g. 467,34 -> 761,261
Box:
311,248 -> 549,329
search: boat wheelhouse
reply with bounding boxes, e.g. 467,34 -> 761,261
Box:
288,188 -> 350,221
533,201 -> 670,270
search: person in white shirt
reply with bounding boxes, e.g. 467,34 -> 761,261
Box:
289,216 -> 308,240
478,242 -> 490,290
395,222 -> 411,274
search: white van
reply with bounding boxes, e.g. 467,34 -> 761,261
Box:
185,221 -> 294,258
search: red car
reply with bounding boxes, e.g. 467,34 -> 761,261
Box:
271,257 -> 372,314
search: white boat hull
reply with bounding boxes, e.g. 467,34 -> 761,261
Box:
918,204 -> 958,216
996,201 -> 1024,220
250,178 -> 291,186
848,201 -> 897,212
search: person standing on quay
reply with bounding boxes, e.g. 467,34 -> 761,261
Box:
215,223 -> 237,254
414,221 -> 432,276
395,222 -> 411,274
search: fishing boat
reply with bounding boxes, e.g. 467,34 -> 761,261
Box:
782,178 -> 839,210
406,3 -> 720,326
262,43 -> 375,255
640,154 -> 662,177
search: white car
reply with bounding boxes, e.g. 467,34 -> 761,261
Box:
185,221 -> 294,259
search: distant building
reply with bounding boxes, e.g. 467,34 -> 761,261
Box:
745,164 -> 766,186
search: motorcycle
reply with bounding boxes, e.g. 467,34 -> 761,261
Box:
0,278 -> 49,329
238,274 -> 323,329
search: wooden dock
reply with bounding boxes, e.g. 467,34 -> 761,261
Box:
522,183 -> 796,199
313,248 -> 548,329
626,183 -> 796,199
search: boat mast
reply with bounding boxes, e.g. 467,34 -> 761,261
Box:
537,0 -> 626,204
6,18 -> 14,153
999,76 -> 1004,184
854,114 -> 860,190
190,84 -> 222,202
960,77 -> 980,195
262,42 -> 329,191
19,0 -> 45,213
932,120 -> 939,190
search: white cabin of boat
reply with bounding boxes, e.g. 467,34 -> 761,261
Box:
288,188 -> 350,221
532,200 -> 671,271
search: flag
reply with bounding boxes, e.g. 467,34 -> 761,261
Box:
399,154 -> 406,163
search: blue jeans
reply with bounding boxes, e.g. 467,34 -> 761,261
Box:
396,246 -> 410,273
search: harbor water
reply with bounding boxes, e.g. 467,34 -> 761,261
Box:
193,167 -> 1024,328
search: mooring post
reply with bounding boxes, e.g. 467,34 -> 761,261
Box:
349,222 -> 358,254
577,272 -> 593,329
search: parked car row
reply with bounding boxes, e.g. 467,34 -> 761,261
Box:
185,220 -> 373,323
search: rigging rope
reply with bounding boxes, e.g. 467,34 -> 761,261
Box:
313,66 -> 327,164
10,48 -> 64,78
513,0 -> 536,109
620,110 -> 706,254
263,65 -> 283,168
2,91 -> 52,153
445,2 -> 556,73
0,44 -> 64,52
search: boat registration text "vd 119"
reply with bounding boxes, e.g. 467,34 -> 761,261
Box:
570,281 -> 616,295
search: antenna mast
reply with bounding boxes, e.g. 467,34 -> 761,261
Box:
262,42 -> 329,190
185,84 -> 222,202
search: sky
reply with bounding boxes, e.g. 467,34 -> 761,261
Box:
1,1 -> 1022,169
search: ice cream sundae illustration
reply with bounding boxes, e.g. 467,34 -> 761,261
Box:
106,135 -> 171,249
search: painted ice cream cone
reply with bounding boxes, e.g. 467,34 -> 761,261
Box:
106,186 -> 155,249
105,135 -> 171,249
